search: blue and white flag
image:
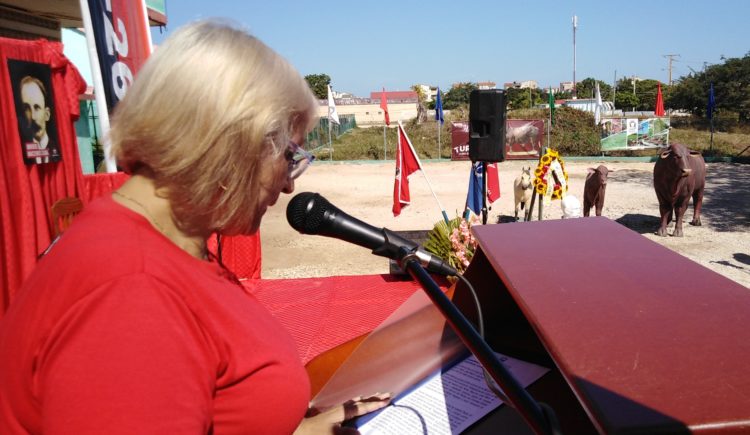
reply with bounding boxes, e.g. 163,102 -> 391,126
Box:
327,84 -> 340,125
466,162 -> 483,215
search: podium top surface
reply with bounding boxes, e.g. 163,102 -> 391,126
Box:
472,218 -> 750,434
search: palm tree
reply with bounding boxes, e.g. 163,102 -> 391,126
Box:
411,84 -> 428,124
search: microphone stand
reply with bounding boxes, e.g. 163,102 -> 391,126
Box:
400,249 -> 560,435
481,161 -> 489,225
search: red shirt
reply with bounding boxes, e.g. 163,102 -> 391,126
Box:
0,197 -> 309,434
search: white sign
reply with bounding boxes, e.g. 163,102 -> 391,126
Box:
626,118 -> 638,135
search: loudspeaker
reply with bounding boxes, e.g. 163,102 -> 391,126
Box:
469,89 -> 506,162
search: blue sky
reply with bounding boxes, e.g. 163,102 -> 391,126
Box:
151,1 -> 749,97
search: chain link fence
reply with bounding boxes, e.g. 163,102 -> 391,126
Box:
306,115 -> 356,153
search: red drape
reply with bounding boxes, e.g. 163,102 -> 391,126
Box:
207,234 -> 262,280
82,172 -> 130,202
0,37 -> 87,317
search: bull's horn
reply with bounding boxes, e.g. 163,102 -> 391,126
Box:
660,150 -> 671,159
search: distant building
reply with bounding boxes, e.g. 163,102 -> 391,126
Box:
414,84 -> 434,102
332,90 -> 356,99
369,90 -> 418,103
559,81 -> 575,92
504,80 -> 537,89
477,81 -> 497,90
321,91 -> 419,126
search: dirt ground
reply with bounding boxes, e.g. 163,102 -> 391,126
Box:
260,159 -> 750,289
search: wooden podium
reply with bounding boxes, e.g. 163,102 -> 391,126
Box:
456,217 -> 750,434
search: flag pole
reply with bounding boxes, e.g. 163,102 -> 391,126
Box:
435,87 -> 443,160
437,121 -> 441,160
383,125 -> 387,160
481,162 -> 488,224
328,119 -> 333,161
708,83 -> 715,152
400,121 -> 450,224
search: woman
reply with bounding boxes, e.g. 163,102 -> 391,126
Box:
0,20 -> 387,434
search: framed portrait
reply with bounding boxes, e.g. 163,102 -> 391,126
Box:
7,59 -> 61,165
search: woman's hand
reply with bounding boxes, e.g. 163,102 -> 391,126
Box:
294,392 -> 391,435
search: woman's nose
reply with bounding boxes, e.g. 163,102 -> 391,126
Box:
282,177 -> 295,194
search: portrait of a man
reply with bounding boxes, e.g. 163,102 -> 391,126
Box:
8,60 -> 61,164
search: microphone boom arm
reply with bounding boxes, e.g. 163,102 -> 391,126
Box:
399,248 -> 559,435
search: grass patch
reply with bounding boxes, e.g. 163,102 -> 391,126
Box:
310,106 -> 750,161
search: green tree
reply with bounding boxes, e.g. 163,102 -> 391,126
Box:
615,92 -> 639,111
667,53 -> 750,121
633,79 -> 661,111
304,74 -> 331,99
668,74 -> 705,115
616,78 -> 640,111
505,87 -> 545,110
443,82 -> 477,110
576,78 -> 612,101
505,87 -> 526,110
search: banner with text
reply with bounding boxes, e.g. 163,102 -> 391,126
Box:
600,117 -> 670,151
87,0 -> 151,110
451,119 -> 544,161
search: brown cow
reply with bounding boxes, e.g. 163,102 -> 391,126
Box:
583,165 -> 610,217
653,143 -> 706,237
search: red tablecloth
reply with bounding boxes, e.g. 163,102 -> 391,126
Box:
246,274 -> 449,364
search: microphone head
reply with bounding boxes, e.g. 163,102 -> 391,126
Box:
286,192 -> 332,234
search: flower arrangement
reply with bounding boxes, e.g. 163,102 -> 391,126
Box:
533,148 -> 569,200
423,215 -> 480,274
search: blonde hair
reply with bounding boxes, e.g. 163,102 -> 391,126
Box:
109,20 -> 317,236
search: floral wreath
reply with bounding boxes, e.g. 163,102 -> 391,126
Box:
533,148 -> 569,200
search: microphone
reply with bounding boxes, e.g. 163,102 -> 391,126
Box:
286,192 -> 458,276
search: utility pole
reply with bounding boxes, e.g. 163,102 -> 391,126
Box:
572,15 -> 578,99
528,86 -> 532,108
662,54 -> 680,86
613,70 -> 617,105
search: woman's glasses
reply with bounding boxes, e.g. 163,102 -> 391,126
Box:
286,141 -> 315,179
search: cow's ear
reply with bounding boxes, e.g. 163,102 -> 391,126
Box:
587,168 -> 595,173
660,150 -> 671,159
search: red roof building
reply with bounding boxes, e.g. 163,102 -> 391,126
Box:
369,90 -> 418,103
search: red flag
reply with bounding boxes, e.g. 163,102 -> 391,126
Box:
486,163 -> 500,203
393,123 -> 421,216
380,88 -> 390,126
655,82 -> 665,117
